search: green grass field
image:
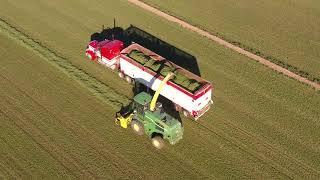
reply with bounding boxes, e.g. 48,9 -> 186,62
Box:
142,0 -> 320,81
0,0 -> 319,178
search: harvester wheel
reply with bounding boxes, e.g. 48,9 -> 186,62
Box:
183,110 -> 190,117
131,120 -> 144,135
151,136 -> 165,149
125,76 -> 132,84
118,72 -> 124,79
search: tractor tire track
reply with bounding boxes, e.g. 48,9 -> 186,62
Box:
0,76 -> 94,178
193,119 -> 320,178
1,16 -> 318,178
0,18 -> 130,111
0,107 -> 85,178
0,74 -> 146,178
0,137 -> 33,178
0,149 -> 26,178
0,160 -> 19,179
127,0 -> 320,90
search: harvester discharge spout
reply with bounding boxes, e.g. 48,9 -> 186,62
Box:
149,72 -> 175,112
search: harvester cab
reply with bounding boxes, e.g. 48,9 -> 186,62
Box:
115,72 -> 183,149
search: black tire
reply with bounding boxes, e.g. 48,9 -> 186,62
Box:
174,104 -> 181,112
183,110 -> 190,117
151,136 -> 165,149
131,120 -> 144,135
85,52 -> 91,59
110,64 -> 116,70
118,72 -> 124,79
125,76 -> 132,84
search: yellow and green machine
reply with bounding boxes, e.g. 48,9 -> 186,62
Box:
115,73 -> 183,149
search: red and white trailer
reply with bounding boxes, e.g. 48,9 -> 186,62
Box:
86,40 -> 213,120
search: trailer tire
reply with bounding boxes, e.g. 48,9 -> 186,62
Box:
131,120 -> 144,135
87,53 -> 92,60
175,104 -> 181,112
183,110 -> 190,117
125,76 -> 132,84
118,72 -> 124,79
151,136 -> 165,149
110,64 -> 116,70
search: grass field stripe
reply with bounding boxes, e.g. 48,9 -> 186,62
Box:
0,18 -> 131,110
0,20 -> 156,177
0,20 -> 317,177
0,73 -> 146,178
190,119 -> 320,178
128,0 -> 320,91
0,12 -> 318,177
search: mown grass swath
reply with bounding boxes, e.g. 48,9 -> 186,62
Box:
0,18 -> 130,109
1,0 -> 320,178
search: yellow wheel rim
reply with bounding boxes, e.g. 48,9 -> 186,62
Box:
153,139 -> 160,148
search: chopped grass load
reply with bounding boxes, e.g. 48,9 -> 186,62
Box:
128,49 -> 202,92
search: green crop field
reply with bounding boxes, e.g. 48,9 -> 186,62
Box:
0,0 -> 319,178
142,0 -> 320,82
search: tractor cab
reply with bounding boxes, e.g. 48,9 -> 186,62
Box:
133,91 -> 152,118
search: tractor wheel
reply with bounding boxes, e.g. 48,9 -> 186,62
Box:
118,72 -> 125,79
151,136 -> 165,149
183,110 -> 190,117
125,76 -> 132,84
131,120 -> 144,135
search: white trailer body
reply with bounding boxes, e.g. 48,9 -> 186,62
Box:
86,40 -> 213,119
119,56 -> 212,119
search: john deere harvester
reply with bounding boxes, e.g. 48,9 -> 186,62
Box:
115,73 -> 183,149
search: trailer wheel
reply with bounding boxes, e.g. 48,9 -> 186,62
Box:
118,72 -> 124,79
151,136 -> 165,149
110,65 -> 116,70
125,76 -> 132,84
174,104 -> 181,112
183,110 -> 190,117
131,120 -> 144,135
86,53 -> 92,60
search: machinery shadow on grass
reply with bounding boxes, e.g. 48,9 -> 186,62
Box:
90,24 -> 201,76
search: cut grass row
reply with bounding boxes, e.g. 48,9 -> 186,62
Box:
0,35 -> 129,178
1,18 -> 271,178
0,20 -> 311,178
1,33 -> 279,178
1,18 -> 318,178
0,18 -> 130,109
0,33 -> 208,178
141,0 -> 320,83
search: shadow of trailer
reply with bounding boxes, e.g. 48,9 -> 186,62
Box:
90,25 -> 201,77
